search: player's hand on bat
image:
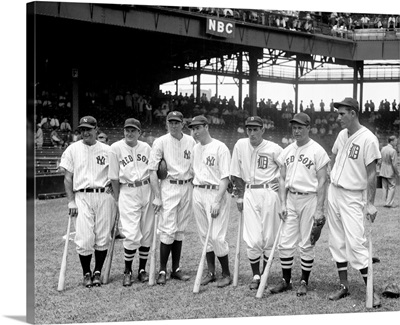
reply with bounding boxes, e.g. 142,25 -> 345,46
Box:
152,196 -> 162,213
366,203 -> 378,223
269,182 -> 279,192
68,201 -> 78,217
236,198 -> 243,212
210,202 -> 221,218
279,205 -> 288,221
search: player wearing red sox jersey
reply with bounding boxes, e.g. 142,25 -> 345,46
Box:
148,111 -> 196,285
327,98 -> 381,308
230,116 -> 282,290
188,115 -> 232,288
270,112 -> 329,296
108,118 -> 154,286
59,116 -> 117,288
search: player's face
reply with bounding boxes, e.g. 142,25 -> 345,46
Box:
246,126 -> 264,147
167,121 -> 183,138
79,127 -> 97,145
291,123 -> 309,145
337,107 -> 354,129
124,127 -> 140,145
191,124 -> 208,143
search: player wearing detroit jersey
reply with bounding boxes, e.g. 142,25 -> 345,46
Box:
270,112 -> 329,296
230,116 -> 282,290
59,116 -> 117,288
188,115 -> 232,288
108,118 -> 154,286
327,98 -> 381,308
148,111 -> 196,285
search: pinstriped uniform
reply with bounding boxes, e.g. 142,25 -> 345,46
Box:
108,139 -> 154,251
148,133 -> 196,244
60,140 -> 116,255
230,138 -> 282,260
192,139 -> 231,257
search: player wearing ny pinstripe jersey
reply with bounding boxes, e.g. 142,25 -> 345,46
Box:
60,116 -> 117,288
188,115 -> 232,288
148,111 -> 196,285
108,118 -> 154,286
230,116 -> 282,290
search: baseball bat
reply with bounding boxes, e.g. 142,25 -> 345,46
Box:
102,209 -> 120,284
193,218 -> 214,293
233,211 -> 244,287
57,215 -> 72,291
366,221 -> 373,308
256,219 -> 283,299
148,212 -> 159,285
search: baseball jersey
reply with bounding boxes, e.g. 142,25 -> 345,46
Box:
108,139 -> 151,183
330,126 -> 381,190
230,139 -> 282,184
148,133 -> 196,180
379,144 -> 399,178
59,140 -> 111,191
277,139 -> 330,193
192,139 -> 231,185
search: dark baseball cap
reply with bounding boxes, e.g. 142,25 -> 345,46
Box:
124,118 -> 141,131
245,116 -> 263,127
290,112 -> 311,126
188,115 -> 208,128
333,97 -> 359,112
167,111 -> 183,122
78,116 -> 97,128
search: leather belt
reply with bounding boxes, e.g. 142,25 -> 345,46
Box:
126,179 -> 150,188
194,184 -> 219,190
170,178 -> 192,185
246,184 -> 269,189
78,188 -> 106,193
289,190 -> 309,195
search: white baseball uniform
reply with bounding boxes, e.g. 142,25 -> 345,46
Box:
192,138 -> 231,257
277,139 -> 330,262
230,138 -> 282,260
108,139 -> 154,251
148,133 -> 196,245
60,140 -> 117,255
328,126 -> 381,270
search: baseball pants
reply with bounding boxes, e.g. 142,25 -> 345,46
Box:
382,177 -> 396,207
327,184 -> 368,270
192,187 -> 231,257
74,191 -> 116,256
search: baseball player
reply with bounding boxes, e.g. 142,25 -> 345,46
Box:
188,115 -> 232,288
148,111 -> 196,285
327,98 -> 381,308
108,118 -> 154,286
59,116 -> 117,288
270,112 -> 329,296
230,116 -> 282,290
378,135 -> 399,208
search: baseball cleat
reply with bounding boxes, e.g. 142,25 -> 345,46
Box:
123,272 -> 132,287
296,280 -> 308,296
83,272 -> 93,288
249,275 -> 261,290
373,292 -> 381,308
92,271 -> 102,287
171,268 -> 190,281
201,272 -> 216,286
156,271 -> 166,285
217,274 -> 232,288
328,284 -> 350,301
270,278 -> 293,294
137,269 -> 149,283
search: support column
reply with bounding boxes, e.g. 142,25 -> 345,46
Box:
71,68 -> 79,130
358,61 -> 364,113
249,49 -> 260,116
295,59 -> 299,114
352,63 -> 358,102
196,59 -> 201,104
238,52 -> 243,110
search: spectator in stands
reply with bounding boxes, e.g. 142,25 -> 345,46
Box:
370,100 -> 375,111
144,96 -> 153,126
373,15 -> 383,29
392,100 -> 397,111
63,130 -> 74,147
41,116 -> 52,130
72,130 -> 81,142
50,115 -> 60,128
364,100 -> 370,112
60,118 -> 72,131
330,99 -> 335,112
125,91 -> 133,113
50,126 -> 64,148
35,123 -> 43,149
388,16 -> 396,30
299,100 -> 304,112
97,132 -> 109,144
320,100 -> 325,112
338,23 -> 348,38
360,15 -> 370,28
310,124 -> 318,136
303,19 -> 313,33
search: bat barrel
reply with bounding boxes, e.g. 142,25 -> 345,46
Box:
57,215 -> 72,291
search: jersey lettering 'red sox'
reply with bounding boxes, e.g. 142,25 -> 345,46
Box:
284,154 -> 315,169
120,154 -> 149,167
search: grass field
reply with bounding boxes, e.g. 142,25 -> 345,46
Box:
33,187 -> 400,324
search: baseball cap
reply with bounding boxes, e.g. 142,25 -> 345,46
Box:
188,115 -> 208,128
124,118 -> 141,131
167,111 -> 183,122
245,116 -> 263,127
290,112 -> 311,126
333,97 -> 359,112
78,116 -> 97,128
97,132 -> 107,139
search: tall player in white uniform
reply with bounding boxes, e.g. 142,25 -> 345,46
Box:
327,98 -> 381,308
188,115 -> 232,288
270,112 -> 329,296
230,116 -> 282,290
108,118 -> 154,286
60,116 -> 117,288
148,111 -> 196,285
